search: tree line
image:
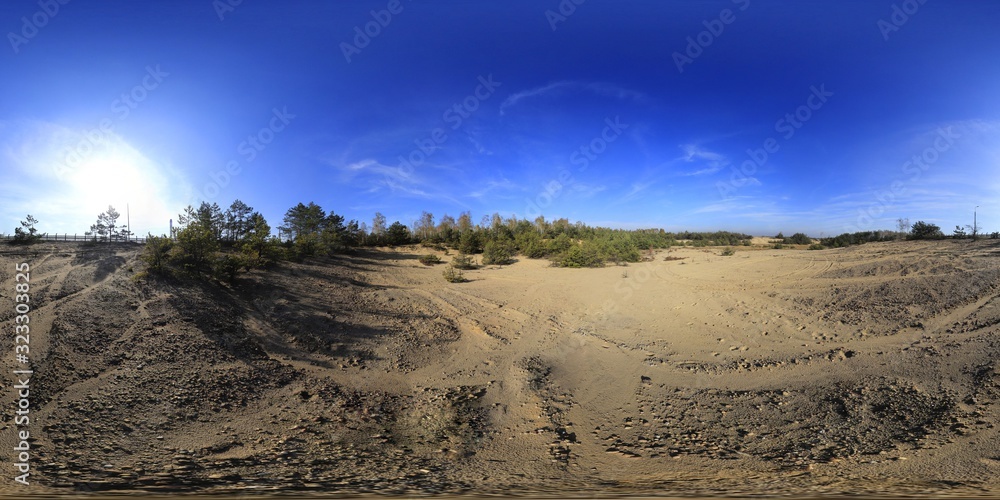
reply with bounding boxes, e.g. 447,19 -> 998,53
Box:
817,220 -> 999,248
134,199 -> 758,280
9,204 -> 994,280
140,203 -> 999,280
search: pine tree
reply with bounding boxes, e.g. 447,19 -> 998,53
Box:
88,206 -> 120,242
386,221 -> 410,246
12,215 -> 41,244
224,199 -> 254,241
175,221 -> 219,272
241,212 -> 274,267
195,202 -> 224,240
280,202 -> 326,241
141,235 -> 174,274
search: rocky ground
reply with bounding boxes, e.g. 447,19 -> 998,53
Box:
0,239 -> 999,497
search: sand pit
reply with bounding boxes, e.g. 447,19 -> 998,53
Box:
1,239 -> 999,496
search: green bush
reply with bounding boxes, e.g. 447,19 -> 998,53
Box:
521,239 -> 549,258
292,232 -> 322,258
552,243 -> 604,268
909,221 -> 943,240
482,239 -> 514,265
282,240 -> 308,263
421,241 -> 446,252
547,233 -> 573,255
241,236 -> 280,269
785,233 -> 812,245
516,231 -> 548,258
772,243 -> 785,249
419,254 -> 442,266
173,223 -> 220,273
720,247 -> 735,256
451,254 -> 478,270
808,243 -> 825,250
141,235 -> 174,275
597,237 -> 641,264
213,254 -> 244,283
819,230 -> 898,248
11,227 -> 42,245
442,265 -> 467,283
458,230 -> 481,254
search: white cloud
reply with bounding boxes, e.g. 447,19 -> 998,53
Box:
500,81 -> 646,116
677,144 -> 728,176
468,178 -> 519,199
569,183 -> 607,198
327,156 -> 468,207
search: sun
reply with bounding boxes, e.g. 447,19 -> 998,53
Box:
60,141 -> 177,235
72,157 -> 144,199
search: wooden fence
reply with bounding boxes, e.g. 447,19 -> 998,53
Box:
0,233 -> 146,244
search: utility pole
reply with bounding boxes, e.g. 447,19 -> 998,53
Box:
127,204 -> 131,243
974,205 -> 979,240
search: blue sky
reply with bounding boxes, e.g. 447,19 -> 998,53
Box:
1,0 -> 998,238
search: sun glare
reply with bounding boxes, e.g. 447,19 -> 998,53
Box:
60,141 -> 176,235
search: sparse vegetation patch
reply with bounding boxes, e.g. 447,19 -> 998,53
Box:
419,254 -> 442,266
442,265 -> 467,283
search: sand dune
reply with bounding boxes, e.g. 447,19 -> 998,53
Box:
1,239 -> 999,496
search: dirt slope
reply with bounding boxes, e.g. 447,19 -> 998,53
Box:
1,239 -> 999,496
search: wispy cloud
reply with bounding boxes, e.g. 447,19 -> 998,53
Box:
690,197 -> 756,215
677,143 -> 728,176
626,181 -> 653,198
465,129 -> 492,155
332,158 -> 413,182
468,178 -> 519,199
569,183 -> 607,198
500,81 -> 646,116
328,157 -> 469,207
613,180 -> 655,205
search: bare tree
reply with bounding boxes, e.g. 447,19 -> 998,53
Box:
457,211 -> 473,233
417,211 -> 434,240
896,217 -> 910,239
371,212 -> 386,237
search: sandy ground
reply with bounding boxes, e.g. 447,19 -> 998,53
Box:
1,239 -> 999,497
